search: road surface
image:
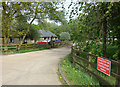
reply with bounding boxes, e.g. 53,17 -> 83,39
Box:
2,47 -> 71,85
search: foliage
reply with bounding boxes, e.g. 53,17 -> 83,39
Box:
60,54 -> 100,85
67,2 -> 120,60
29,24 -> 41,41
72,46 -> 116,85
2,2 -> 66,50
60,32 -> 70,41
35,19 -> 71,38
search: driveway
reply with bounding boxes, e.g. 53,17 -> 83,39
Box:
2,47 -> 71,85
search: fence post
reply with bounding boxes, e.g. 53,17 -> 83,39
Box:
116,60 -> 120,87
16,45 -> 18,51
59,42 -> 61,47
33,44 -> 35,49
72,47 -> 77,65
71,46 -> 74,64
39,43 -> 40,48
88,52 -> 91,69
25,44 -> 27,50
37,43 -> 39,48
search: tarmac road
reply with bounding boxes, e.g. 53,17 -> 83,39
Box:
2,47 -> 71,85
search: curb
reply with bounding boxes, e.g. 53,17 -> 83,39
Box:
58,63 -> 71,86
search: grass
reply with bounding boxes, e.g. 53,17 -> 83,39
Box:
1,47 -> 50,55
57,70 -> 67,85
1,43 -> 51,55
89,67 -> 116,85
17,47 -> 49,53
59,54 -> 100,86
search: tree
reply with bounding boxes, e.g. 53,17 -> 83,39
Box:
2,2 -> 23,51
67,1 -> 120,60
29,24 -> 41,42
17,2 -> 66,49
2,2 -> 66,50
60,32 -> 70,41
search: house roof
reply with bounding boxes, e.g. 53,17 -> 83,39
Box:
38,30 -> 57,38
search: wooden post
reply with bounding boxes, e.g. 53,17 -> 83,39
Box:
59,42 -> 60,47
71,46 -> 74,64
73,54 -> 77,65
36,43 -> 38,48
35,44 -> 36,48
72,47 -> 76,65
88,52 -> 92,69
116,60 -> 120,87
16,45 -> 18,51
39,43 -> 40,48
25,44 -> 27,50
33,44 -> 34,49
32,44 -> 33,49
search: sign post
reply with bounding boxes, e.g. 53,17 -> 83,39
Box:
97,57 -> 111,76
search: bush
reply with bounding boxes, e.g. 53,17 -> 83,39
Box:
60,32 -> 70,41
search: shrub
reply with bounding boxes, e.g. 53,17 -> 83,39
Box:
60,32 -> 70,41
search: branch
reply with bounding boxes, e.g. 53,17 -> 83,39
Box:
29,14 -> 37,25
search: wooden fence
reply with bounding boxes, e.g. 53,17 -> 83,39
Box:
0,41 -> 68,52
54,41 -> 70,47
71,47 -> 120,87
0,43 -> 50,52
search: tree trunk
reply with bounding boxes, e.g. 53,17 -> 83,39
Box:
113,35 -> 115,45
4,37 -> 8,51
17,4 -> 39,50
18,15 -> 37,50
2,2 -> 10,51
117,27 -> 120,60
35,40 -> 37,43
102,4 -> 107,58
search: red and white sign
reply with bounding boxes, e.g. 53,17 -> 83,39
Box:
97,57 -> 111,76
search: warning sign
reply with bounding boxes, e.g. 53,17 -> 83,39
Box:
97,57 -> 111,76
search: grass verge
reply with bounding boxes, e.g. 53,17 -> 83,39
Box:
59,54 -> 100,86
57,69 -> 67,85
18,47 -> 49,53
1,47 -> 50,55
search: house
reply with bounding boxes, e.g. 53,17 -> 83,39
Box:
38,30 -> 58,41
0,26 -> 35,45
0,29 -> 58,45
0,34 -> 34,45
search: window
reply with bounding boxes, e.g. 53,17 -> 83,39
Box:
9,38 -> 14,43
44,37 -> 46,40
